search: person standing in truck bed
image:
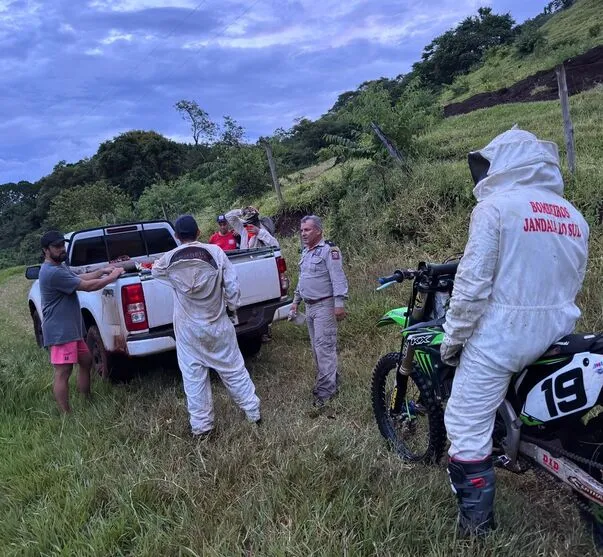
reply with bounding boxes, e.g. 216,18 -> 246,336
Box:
225,206 -> 279,249
208,214 -> 238,252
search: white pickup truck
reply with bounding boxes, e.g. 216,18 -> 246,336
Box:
26,220 -> 292,378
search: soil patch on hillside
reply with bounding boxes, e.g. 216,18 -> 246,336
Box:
444,45 -> 603,117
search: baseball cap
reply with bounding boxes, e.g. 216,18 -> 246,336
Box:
217,214 -> 227,223
41,230 -> 68,248
174,214 -> 199,237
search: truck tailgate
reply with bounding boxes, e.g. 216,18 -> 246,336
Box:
140,277 -> 175,329
140,249 -> 281,329
229,250 -> 281,306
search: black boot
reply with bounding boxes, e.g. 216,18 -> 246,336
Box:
448,457 -> 496,536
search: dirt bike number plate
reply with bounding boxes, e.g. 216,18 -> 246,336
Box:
522,353 -> 603,422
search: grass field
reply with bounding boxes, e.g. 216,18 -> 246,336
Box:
1,245 -> 601,556
440,0 -> 603,105
2,88 -> 602,555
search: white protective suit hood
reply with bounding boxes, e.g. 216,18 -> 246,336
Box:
152,242 -> 240,324
471,128 -> 564,202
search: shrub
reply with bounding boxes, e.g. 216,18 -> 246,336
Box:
515,24 -> 546,55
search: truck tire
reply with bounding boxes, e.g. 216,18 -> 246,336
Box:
31,309 -> 44,348
238,335 -> 262,358
86,325 -> 113,380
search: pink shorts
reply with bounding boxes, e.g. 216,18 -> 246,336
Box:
50,340 -> 90,365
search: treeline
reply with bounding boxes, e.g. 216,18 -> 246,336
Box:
0,1 -> 576,267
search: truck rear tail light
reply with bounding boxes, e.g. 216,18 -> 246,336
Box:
276,256 -> 289,296
121,284 -> 149,332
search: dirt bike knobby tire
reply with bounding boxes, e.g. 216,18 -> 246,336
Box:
371,352 -> 447,463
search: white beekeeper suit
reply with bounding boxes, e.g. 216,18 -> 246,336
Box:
152,234 -> 260,435
225,208 -> 279,249
443,128 -> 589,462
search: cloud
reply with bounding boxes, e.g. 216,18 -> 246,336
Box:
88,0 -> 201,12
0,0 -> 544,184
100,29 -> 135,44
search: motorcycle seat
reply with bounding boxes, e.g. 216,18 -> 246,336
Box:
545,333 -> 603,356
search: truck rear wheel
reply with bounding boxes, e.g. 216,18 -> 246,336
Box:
86,325 -> 114,380
238,335 -> 262,358
31,309 -> 44,348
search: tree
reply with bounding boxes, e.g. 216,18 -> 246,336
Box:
220,115 -> 245,146
544,0 -> 574,14
0,182 -> 40,251
95,130 -> 185,199
0,181 -> 37,217
275,117 -> 360,171
47,181 -> 134,232
413,7 -> 515,86
136,176 -> 209,222
174,100 -> 217,145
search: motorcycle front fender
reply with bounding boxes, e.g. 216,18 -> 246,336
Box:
377,306 -> 409,328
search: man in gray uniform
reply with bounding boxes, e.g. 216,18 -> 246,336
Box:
290,215 -> 348,409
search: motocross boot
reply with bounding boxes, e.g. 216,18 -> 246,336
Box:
448,457 -> 496,536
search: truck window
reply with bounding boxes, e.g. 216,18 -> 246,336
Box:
144,228 -> 177,254
107,231 -> 146,261
70,236 -> 107,266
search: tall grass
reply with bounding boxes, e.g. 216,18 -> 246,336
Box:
0,248 -> 600,556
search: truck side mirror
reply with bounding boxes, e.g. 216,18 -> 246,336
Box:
25,265 -> 41,280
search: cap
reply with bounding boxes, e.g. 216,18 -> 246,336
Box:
217,214 -> 227,223
174,214 -> 199,237
41,230 -> 68,248
241,206 -> 260,224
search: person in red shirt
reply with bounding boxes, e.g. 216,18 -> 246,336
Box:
208,214 -> 238,251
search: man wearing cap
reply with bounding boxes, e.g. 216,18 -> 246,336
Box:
209,214 -> 239,252
39,230 -> 125,413
152,215 -> 261,437
289,215 -> 348,411
225,206 -> 279,249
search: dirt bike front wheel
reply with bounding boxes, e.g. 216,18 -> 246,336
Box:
371,352 -> 446,463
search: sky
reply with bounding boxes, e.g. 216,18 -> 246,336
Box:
0,0 -> 546,184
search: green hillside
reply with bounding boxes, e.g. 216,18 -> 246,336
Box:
441,0 -> 603,104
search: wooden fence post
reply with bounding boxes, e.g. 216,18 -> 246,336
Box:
262,140 -> 284,207
370,122 -> 404,166
555,63 -> 576,174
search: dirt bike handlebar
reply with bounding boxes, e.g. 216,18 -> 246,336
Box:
419,261 -> 459,277
377,269 -> 418,285
377,261 -> 459,287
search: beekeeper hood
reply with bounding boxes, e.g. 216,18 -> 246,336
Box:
469,127 -> 563,202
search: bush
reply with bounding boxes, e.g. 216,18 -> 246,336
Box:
47,181 -> 135,232
447,76 -> 470,97
588,24 -> 601,38
515,24 -> 546,55
136,176 -> 210,222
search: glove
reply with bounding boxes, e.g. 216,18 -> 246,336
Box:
440,340 -> 463,367
287,309 -> 297,321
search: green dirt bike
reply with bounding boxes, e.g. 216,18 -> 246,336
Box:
371,260 -> 603,543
